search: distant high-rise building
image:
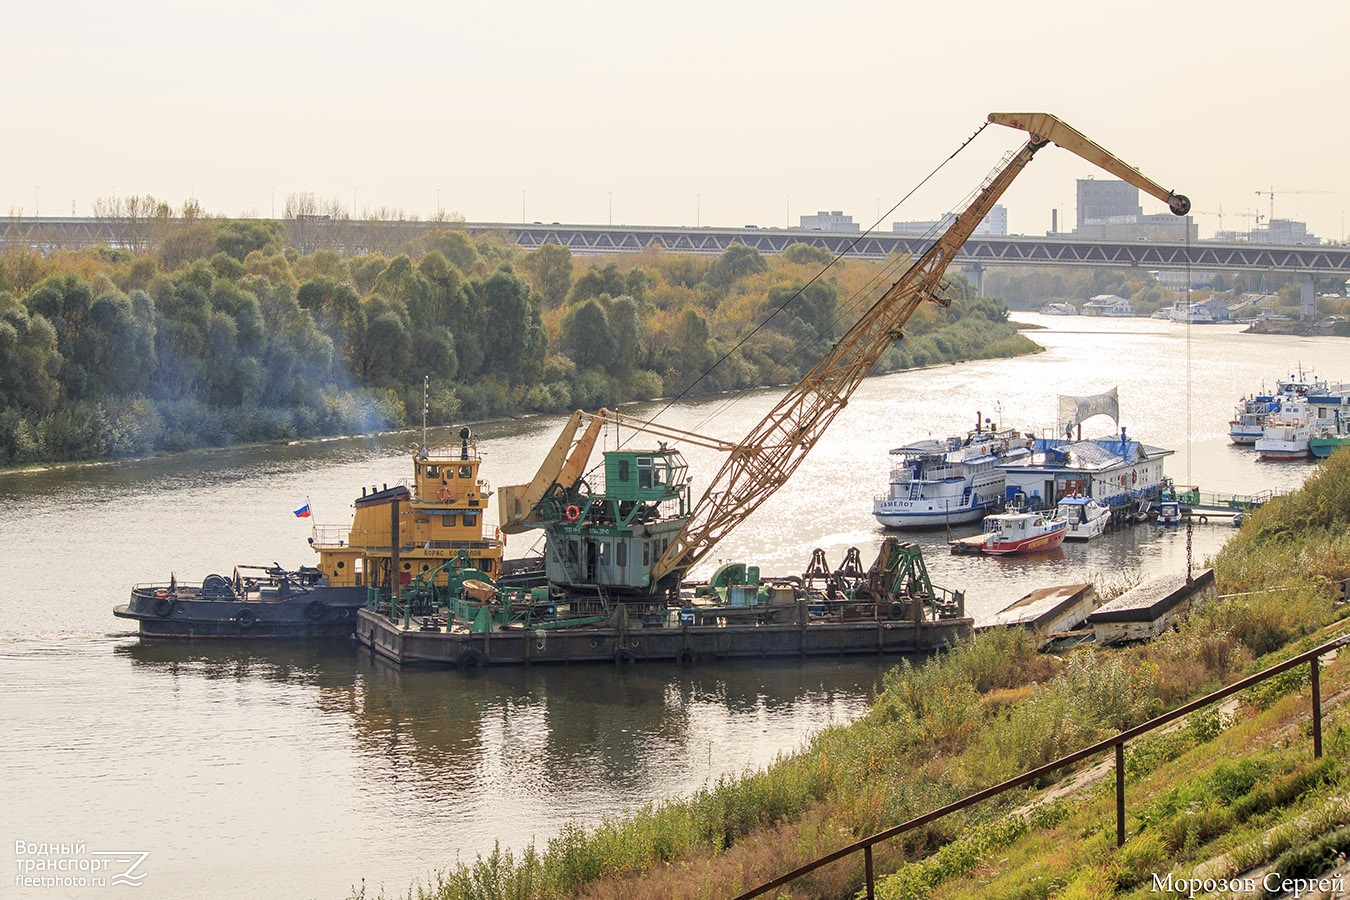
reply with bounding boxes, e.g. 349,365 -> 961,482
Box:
798,210 -> 860,232
1074,178 -> 1195,241
1251,219 -> 1319,245
1077,179 -> 1141,227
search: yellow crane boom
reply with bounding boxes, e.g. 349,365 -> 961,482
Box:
648,112 -> 1188,584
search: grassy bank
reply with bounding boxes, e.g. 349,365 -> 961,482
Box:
358,452 -> 1350,900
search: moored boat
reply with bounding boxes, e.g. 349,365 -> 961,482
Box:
873,419 -> 1031,528
1309,429 -> 1350,459
964,510 -> 1068,555
1235,369 -> 1331,450
1155,498 -> 1182,525
1229,394 -> 1278,445
1255,399 -> 1313,461
115,565 -> 364,638
116,427 -> 505,639
1052,495 -> 1111,540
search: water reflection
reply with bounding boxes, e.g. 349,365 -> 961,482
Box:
5,316 -> 1346,899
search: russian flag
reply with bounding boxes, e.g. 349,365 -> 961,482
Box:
293,503 -> 311,518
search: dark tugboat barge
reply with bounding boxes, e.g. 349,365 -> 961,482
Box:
116,564 -> 364,638
115,427 -> 506,639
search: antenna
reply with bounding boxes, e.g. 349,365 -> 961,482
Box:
421,375 -> 429,454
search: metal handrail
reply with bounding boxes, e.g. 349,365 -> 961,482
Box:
733,633 -> 1349,900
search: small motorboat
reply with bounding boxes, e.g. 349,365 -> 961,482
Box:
976,511 -> 1068,555
1052,495 -> 1111,541
1156,499 -> 1183,526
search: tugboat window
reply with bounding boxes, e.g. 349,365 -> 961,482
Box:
425,465 -> 439,478
459,465 -> 472,479
463,512 -> 478,527
442,514 -> 457,527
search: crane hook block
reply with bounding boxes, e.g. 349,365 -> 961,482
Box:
1168,194 -> 1191,216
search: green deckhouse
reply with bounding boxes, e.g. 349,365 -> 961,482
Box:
543,447 -> 691,597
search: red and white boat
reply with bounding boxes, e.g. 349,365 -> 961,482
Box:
978,511 -> 1068,555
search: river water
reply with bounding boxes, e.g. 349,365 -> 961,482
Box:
2,314 -> 1344,899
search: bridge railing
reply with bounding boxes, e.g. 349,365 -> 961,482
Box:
732,633 -> 1348,900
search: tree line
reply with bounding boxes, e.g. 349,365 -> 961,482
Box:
0,213 -> 1036,466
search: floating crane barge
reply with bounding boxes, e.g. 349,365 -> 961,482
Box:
357,112 -> 1190,667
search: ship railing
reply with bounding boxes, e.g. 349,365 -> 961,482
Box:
733,633 -> 1350,900
310,525 -> 350,548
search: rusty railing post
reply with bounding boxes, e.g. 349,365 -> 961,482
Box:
864,844 -> 875,900
1115,742 -> 1126,847
1312,655 -> 1323,759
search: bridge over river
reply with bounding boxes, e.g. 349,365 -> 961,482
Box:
5,217 -> 1349,290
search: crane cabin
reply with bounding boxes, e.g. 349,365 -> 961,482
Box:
543,447 -> 690,597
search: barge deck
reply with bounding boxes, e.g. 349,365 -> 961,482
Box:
355,606 -> 973,668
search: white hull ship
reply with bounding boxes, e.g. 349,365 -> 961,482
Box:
1052,495 -> 1111,540
873,423 -> 1031,528
1255,398 -> 1314,461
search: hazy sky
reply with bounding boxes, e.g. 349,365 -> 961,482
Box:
6,0 -> 1347,241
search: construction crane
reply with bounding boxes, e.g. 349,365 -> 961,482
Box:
1255,187 -> 1331,223
646,112 -> 1188,585
504,113 -> 1188,596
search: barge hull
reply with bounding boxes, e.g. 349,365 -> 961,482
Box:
356,609 -> 973,667
114,606 -> 356,639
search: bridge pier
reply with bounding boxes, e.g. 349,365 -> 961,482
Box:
965,263 -> 985,297
1300,273 -> 1316,320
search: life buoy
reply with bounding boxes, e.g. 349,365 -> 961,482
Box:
237,608 -> 257,629
1120,474 -> 1127,486
565,505 -> 581,521
1131,470 -> 1138,485
436,486 -> 452,502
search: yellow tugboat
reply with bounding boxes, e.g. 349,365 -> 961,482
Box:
309,426 -> 505,593
116,426 -> 506,638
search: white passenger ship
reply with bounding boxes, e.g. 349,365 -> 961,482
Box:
873,424 -> 1031,528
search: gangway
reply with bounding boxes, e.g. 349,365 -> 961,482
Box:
1176,488 -> 1282,520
